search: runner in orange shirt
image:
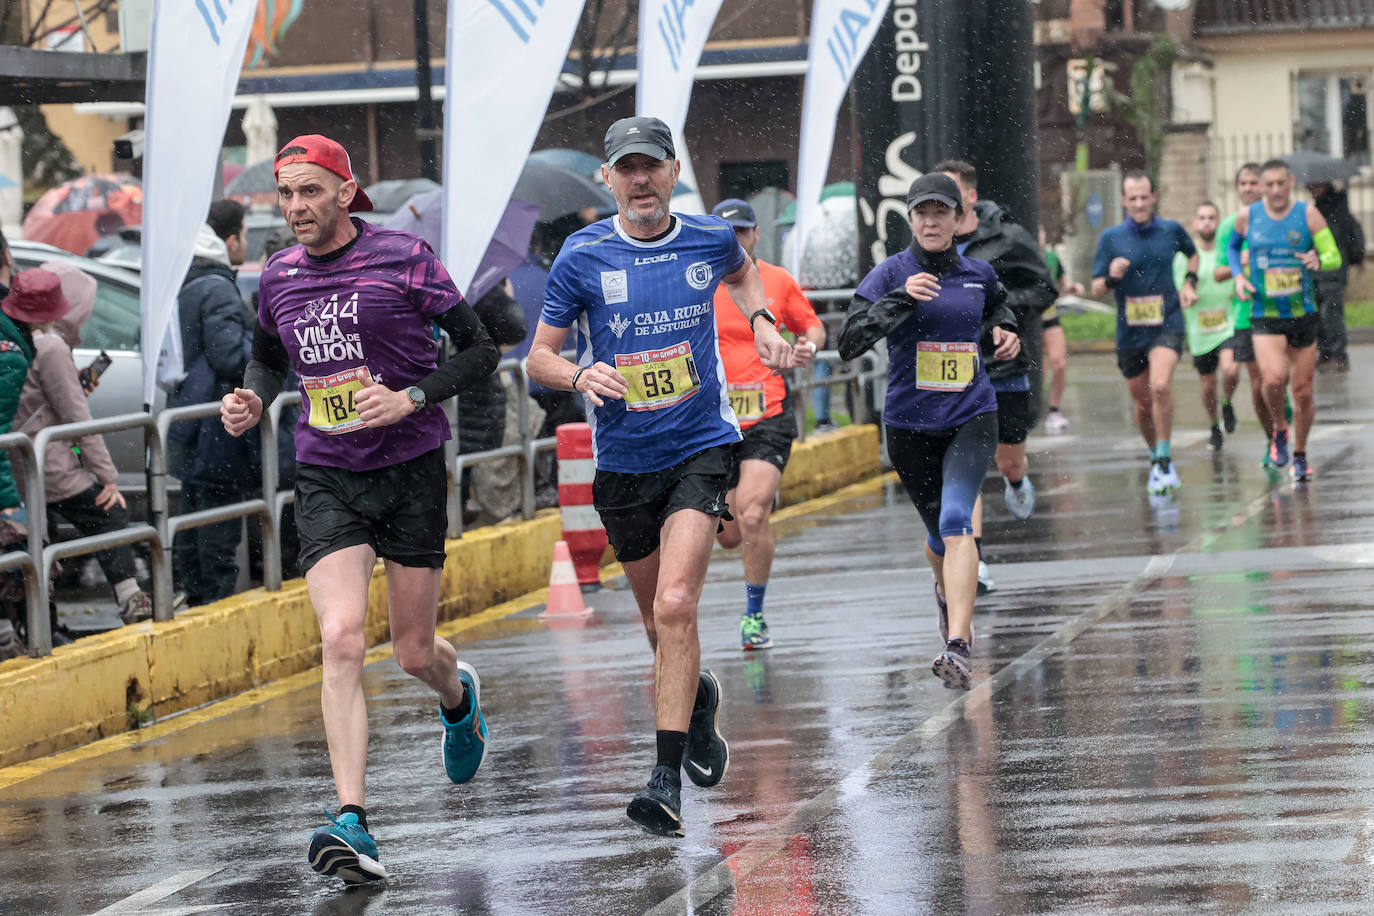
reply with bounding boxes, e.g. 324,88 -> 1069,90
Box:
711,199 -> 825,650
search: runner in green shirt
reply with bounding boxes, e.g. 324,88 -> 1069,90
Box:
1175,201 -> 1238,450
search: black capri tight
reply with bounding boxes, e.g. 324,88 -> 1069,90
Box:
886,411 -> 998,556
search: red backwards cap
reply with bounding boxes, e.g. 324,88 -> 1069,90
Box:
273,134 -> 374,212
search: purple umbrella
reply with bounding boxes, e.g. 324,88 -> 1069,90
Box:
387,190 -> 541,302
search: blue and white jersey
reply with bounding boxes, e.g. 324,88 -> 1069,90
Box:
542,214 -> 748,473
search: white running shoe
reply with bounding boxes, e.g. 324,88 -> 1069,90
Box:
976,560 -> 996,595
1004,477 -> 1036,520
1044,410 -> 1069,432
1147,458 -> 1181,495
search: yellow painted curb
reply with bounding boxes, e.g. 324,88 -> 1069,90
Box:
0,425 -> 880,773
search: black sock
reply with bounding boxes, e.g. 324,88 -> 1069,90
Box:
441,685 -> 471,723
1008,477 -> 1024,490
655,730 -> 688,774
1294,451 -> 1306,460
974,537 -> 984,561
694,676 -> 708,710
1049,405 -> 1060,412
341,804 -> 368,832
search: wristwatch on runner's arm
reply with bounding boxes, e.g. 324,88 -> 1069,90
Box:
749,308 -> 777,329
406,386 -> 426,412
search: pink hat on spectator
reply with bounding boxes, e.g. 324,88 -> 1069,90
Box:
1,268 -> 71,325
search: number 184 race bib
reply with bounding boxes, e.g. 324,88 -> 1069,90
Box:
303,366 -> 373,435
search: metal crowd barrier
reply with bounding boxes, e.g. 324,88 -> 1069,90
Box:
446,357 -> 557,538
4,305 -> 885,656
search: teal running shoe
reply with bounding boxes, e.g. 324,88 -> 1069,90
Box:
308,809 -> 387,883
441,661 -> 488,784
740,613 -> 772,651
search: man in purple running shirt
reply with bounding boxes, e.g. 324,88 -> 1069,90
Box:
221,134 -> 499,884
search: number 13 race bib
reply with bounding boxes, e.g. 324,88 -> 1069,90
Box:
615,342 -> 701,412
303,366 -> 374,435
916,342 -> 978,391
1125,295 -> 1164,326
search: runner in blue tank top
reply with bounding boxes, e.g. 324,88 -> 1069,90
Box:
1091,171 -> 1199,497
528,117 -> 793,839
1226,158 -> 1343,481
839,173 -> 1020,692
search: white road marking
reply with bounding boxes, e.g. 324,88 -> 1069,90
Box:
645,442 -> 1343,916
90,869 -> 223,915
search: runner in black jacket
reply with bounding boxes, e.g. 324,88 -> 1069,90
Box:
936,161 -> 1057,593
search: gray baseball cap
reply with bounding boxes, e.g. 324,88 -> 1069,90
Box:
711,198 -> 757,228
604,116 -> 675,166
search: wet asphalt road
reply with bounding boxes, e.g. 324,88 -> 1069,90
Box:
5,350 -> 1374,915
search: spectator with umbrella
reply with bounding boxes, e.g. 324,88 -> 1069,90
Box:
1286,151 -> 1367,372
21,174 -> 142,256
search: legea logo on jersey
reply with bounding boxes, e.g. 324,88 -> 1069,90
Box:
685,261 -> 713,290
609,313 -> 631,339
635,253 -> 678,266
601,270 -> 628,305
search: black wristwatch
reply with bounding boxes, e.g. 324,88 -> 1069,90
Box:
1184,271 -> 1199,287
406,385 -> 426,412
749,308 -> 777,329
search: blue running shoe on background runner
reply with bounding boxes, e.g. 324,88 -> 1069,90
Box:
1291,454 -> 1312,482
441,660 -> 488,784
308,810 -> 386,883
1269,430 -> 1290,467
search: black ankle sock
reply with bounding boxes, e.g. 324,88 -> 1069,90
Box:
1049,405 -> 1060,412
974,537 -> 984,561
1008,477 -> 1025,490
341,804 -> 368,831
441,685 -> 471,723
694,677 -> 708,710
655,730 -> 688,773
1294,451 -> 1306,460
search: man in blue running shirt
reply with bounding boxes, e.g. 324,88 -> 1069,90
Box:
1092,171 -> 1199,496
527,117 -> 793,838
1226,158 -> 1342,482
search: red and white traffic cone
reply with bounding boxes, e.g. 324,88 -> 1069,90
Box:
540,540 -> 593,620
557,422 -> 607,590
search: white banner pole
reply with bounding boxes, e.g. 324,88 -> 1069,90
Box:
139,0 -> 257,406
442,0 -> 587,296
793,1 -> 892,278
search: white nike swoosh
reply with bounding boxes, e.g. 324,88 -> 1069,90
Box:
688,761 -> 713,777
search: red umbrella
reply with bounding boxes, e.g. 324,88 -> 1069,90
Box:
22,173 -> 143,255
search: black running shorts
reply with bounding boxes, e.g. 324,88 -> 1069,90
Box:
593,445 -> 732,563
1251,312 -> 1319,349
1116,328 -> 1185,379
994,390 -> 1034,445
728,405 -> 797,489
1192,348 -> 1221,376
1224,328 -> 1254,363
294,448 -> 449,574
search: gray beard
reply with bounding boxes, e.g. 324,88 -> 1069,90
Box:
624,202 -> 668,229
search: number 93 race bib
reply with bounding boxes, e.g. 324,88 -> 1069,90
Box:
615,342 -> 701,411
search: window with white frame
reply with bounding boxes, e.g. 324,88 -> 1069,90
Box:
1294,71 -> 1372,169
